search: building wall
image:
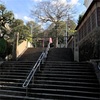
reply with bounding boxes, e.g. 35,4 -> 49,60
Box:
77,3 -> 98,43
76,1 -> 100,61
97,7 -> 100,26
79,29 -> 100,61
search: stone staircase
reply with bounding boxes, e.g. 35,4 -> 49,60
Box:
0,61 -> 35,99
0,48 -> 99,100
33,61 -> 99,99
18,48 -> 44,61
47,48 -> 74,61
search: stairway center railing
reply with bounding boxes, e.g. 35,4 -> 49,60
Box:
22,42 -> 50,88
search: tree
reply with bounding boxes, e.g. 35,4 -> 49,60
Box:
46,19 -> 76,46
26,21 -> 43,37
0,4 -> 14,37
31,0 -> 74,47
78,13 -> 84,24
0,4 -> 14,59
26,21 -> 44,47
11,19 -> 31,43
67,19 -> 76,36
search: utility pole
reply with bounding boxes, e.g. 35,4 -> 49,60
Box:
65,21 -> 68,48
65,14 -> 70,48
31,24 -> 33,43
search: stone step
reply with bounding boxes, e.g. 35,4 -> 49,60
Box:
28,92 -> 99,100
35,76 -> 98,83
0,72 -> 29,75
35,79 -> 99,87
28,87 -> 99,99
0,74 -> 27,79
0,89 -> 25,97
45,61 -> 90,65
30,83 -> 99,92
0,66 -> 32,70
0,82 -> 22,87
0,78 -> 24,83
41,67 -> 93,72
0,86 -> 26,92
35,73 -> 96,78
0,69 -> 31,73
38,70 -> 94,75
0,94 -> 52,100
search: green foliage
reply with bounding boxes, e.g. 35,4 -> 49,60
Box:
10,19 -> 31,43
67,20 -> 76,36
47,20 -> 76,44
26,21 -> 44,47
0,4 -> 14,36
78,14 -> 84,24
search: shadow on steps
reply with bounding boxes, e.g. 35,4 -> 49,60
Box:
47,48 -> 74,61
18,48 -> 44,61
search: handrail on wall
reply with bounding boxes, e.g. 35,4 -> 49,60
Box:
22,42 -> 50,88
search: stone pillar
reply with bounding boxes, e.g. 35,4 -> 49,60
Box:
12,32 -> 19,60
74,33 -> 79,62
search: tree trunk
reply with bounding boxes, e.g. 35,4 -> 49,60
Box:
56,37 -> 58,48
55,22 -> 59,48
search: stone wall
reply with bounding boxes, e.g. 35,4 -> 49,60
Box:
79,28 -> 100,61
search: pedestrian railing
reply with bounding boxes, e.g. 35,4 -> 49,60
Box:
22,42 -> 50,88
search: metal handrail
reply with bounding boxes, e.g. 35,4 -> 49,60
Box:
22,43 -> 50,88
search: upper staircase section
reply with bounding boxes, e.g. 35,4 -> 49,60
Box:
47,48 -> 74,61
18,48 -> 44,61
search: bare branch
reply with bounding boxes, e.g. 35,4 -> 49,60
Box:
31,0 -> 74,24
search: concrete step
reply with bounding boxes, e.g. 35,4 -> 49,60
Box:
0,86 -> 26,92
0,89 -> 26,97
0,77 -> 24,83
28,92 -> 99,100
41,67 -> 94,72
0,69 -> 31,73
0,72 -> 29,75
28,87 -> 99,99
35,79 -> 99,87
35,76 -> 98,83
35,72 -> 96,78
0,82 -> 22,87
45,61 -> 90,65
38,70 -> 95,75
0,66 -> 32,70
0,94 -> 52,100
30,83 -> 99,92
0,74 -> 27,79
44,64 -> 92,68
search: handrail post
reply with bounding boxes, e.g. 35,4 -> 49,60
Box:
32,76 -> 34,85
26,87 -> 28,97
38,63 -> 41,72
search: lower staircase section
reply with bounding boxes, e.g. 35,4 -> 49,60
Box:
33,61 -> 99,100
0,61 -> 36,99
0,48 -> 99,100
